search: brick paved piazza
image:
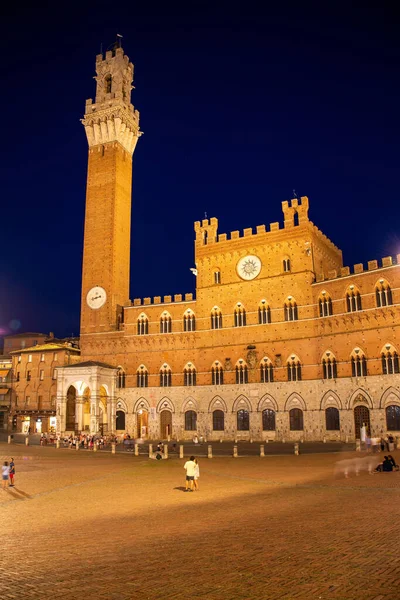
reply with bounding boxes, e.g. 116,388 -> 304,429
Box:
1,445 -> 399,600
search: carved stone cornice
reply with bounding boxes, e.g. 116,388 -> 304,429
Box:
82,103 -> 141,155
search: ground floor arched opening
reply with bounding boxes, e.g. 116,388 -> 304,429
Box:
116,410 -> 126,430
160,409 -> 172,437
354,405 -> 370,438
66,386 -> 76,431
136,410 -> 148,438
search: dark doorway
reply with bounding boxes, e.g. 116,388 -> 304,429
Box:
160,410 -> 172,437
116,410 -> 125,430
66,386 -> 76,431
354,405 -> 370,438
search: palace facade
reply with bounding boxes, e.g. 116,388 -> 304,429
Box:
56,43 -> 400,441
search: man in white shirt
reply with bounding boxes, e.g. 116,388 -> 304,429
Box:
183,455 -> 196,492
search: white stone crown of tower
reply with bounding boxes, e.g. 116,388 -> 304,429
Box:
81,44 -> 141,154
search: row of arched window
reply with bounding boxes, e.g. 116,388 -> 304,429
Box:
182,405 -> 400,431
135,280 -> 394,334
117,345 -> 399,389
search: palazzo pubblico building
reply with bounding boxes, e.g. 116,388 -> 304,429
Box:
51,45 -> 400,441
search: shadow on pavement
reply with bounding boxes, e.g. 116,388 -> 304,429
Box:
12,487 -> 33,499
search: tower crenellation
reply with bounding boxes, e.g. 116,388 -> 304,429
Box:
81,44 -> 141,155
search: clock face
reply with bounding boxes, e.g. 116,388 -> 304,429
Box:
237,255 -> 262,280
86,286 -> 107,309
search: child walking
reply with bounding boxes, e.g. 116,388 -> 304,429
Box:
2,461 -> 10,490
9,458 -> 15,487
194,458 -> 200,490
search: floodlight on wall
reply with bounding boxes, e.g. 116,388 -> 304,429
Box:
385,344 -> 391,351
326,351 -> 331,357
291,355 -> 295,360
288,296 -> 292,301
380,279 -> 384,284
237,302 -> 242,307
354,348 -> 360,354
321,290 -> 326,296
350,285 -> 354,290
261,299 -> 266,304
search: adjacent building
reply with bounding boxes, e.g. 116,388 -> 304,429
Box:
10,342 -> 80,433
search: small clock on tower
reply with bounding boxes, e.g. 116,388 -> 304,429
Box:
86,286 -> 107,309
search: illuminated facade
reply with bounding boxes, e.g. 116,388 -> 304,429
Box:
57,44 -> 400,441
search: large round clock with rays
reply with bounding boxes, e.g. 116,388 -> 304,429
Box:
237,255 -> 262,280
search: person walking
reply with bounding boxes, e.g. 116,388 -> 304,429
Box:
2,461 -> 10,490
183,455 -> 196,492
193,458 -> 200,491
9,458 -> 15,487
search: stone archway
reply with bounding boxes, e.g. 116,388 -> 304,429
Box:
66,386 -> 76,431
160,409 -> 172,438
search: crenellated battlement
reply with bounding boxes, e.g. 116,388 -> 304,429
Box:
126,293 -> 195,309
194,196 -> 341,256
315,254 -> 400,283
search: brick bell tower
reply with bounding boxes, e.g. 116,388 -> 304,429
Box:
80,40 -> 141,336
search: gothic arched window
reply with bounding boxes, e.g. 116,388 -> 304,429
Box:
283,258 -> 291,272
381,344 -> 400,374
237,409 -> 250,431
262,409 -> 276,431
284,297 -> 298,321
234,304 -> 246,327
235,361 -> 248,384
183,363 -> 196,386
258,300 -> 271,324
136,366 -> 148,388
185,410 -> 197,431
260,357 -> 274,383
212,410 -> 224,431
351,349 -> 367,377
376,280 -> 393,308
183,310 -> 196,332
160,364 -> 172,387
346,286 -> 362,312
117,368 -> 126,389
386,405 -> 400,430
211,307 -> 223,330
137,314 -> 148,335
325,407 -> 340,430
322,351 -> 337,379
289,408 -> 303,431
287,355 -> 302,381
211,362 -> 224,385
160,312 -> 172,334
319,292 -> 333,317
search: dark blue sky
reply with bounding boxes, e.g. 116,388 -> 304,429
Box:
1,3 -> 400,339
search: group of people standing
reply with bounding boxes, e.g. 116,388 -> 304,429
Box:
2,458 -> 15,489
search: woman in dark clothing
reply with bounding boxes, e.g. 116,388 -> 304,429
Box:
387,455 -> 399,470
382,456 -> 393,472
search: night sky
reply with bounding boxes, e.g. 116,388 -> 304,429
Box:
1,3 -> 400,340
